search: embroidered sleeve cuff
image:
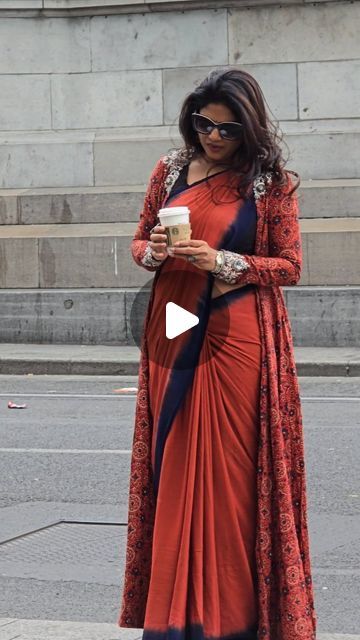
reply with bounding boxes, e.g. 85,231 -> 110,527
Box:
141,242 -> 166,268
210,250 -> 250,284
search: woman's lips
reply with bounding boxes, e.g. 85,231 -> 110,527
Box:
207,143 -> 223,152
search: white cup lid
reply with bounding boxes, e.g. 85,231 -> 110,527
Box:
158,206 -> 190,216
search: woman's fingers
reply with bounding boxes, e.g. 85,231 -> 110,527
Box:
149,241 -> 167,252
172,240 -> 207,253
150,228 -> 167,244
173,239 -> 204,247
148,225 -> 167,261
150,249 -> 167,262
150,235 -> 167,243
150,225 -> 167,240
149,240 -> 166,251
171,247 -> 201,257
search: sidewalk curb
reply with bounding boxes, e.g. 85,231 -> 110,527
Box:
0,358 -> 140,376
0,359 -> 359,377
0,345 -> 359,376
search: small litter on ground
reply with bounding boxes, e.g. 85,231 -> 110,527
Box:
8,400 -> 27,409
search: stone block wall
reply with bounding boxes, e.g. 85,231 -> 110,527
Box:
0,0 -> 358,187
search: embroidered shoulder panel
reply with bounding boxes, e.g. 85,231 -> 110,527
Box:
253,171 -> 273,200
163,150 -> 273,203
162,146 -> 194,196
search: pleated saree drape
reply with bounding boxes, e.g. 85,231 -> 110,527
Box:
144,170 -> 261,638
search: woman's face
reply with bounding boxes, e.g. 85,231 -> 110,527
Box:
197,102 -> 243,164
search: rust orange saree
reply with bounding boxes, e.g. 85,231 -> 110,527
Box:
136,170 -> 261,638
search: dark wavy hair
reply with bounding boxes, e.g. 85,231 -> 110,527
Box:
178,67 -> 299,198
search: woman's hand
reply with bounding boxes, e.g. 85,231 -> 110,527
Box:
168,239 -> 217,271
148,224 -> 168,262
168,239 -> 249,292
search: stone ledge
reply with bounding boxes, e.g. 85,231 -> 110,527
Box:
0,0 -> 344,18
1,118 -> 360,145
1,178 -> 360,197
0,217 -> 358,238
0,221 -> 135,238
1,180 -> 359,225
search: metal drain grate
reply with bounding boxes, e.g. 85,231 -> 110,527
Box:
0,522 -> 127,584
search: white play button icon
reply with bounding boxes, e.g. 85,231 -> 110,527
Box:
166,302 -> 199,339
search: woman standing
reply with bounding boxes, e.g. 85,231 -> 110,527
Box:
118,68 -> 317,640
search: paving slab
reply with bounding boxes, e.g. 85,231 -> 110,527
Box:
0,501 -> 128,545
0,618 -> 142,639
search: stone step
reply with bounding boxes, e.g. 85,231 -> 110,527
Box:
0,186 -> 145,225
0,218 -> 358,288
0,343 -> 358,376
0,286 -> 358,348
0,120 -> 360,188
1,179 -> 359,225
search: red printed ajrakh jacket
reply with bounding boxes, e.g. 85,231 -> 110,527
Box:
118,149 -> 317,640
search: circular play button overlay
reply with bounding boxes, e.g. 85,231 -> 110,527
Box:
129,269 -> 233,370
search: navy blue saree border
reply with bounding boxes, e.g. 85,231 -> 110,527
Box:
152,188 -> 257,497
142,621 -> 259,640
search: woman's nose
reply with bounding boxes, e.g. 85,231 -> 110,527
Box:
208,127 -> 222,142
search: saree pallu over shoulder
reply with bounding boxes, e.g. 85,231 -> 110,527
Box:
118,149 -> 317,640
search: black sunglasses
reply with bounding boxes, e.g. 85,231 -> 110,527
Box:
191,112 -> 243,141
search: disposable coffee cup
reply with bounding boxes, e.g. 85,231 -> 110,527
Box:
158,206 -> 191,247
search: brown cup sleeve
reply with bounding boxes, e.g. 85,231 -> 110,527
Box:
165,223 -> 192,246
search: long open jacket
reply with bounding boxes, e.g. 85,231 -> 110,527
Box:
118,148 -> 317,640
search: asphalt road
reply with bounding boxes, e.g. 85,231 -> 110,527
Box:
0,374 -> 359,634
